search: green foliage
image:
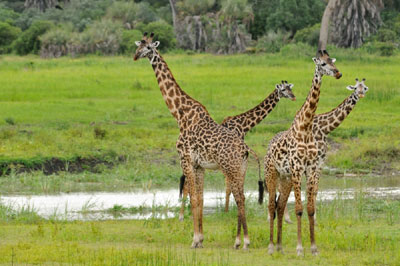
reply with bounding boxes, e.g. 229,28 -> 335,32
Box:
0,3 -> 20,25
374,28 -> 398,42
143,21 -> 176,51
256,30 -> 291,53
39,27 -> 73,58
364,41 -> 397,56
120,29 -> 143,54
0,22 -> 21,54
249,0 -> 325,38
293,23 -> 320,46
177,0 -> 216,16
12,20 -> 53,55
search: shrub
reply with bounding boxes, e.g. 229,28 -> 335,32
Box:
294,23 -> 320,46
106,1 -> 138,29
144,21 -> 176,51
40,27 -> 73,58
13,20 -> 53,55
256,30 -> 291,53
120,29 -> 143,54
0,3 -> 20,25
81,19 -> 123,55
0,22 -> 21,54
364,41 -> 396,56
374,28 -> 398,42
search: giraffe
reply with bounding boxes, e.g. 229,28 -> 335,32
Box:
134,32 -> 256,249
266,78 -> 370,224
263,50 -> 341,256
178,81 -> 296,221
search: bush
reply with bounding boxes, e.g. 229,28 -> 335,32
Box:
13,20 -> 53,55
106,1 -> 138,29
80,19 -> 123,55
143,21 -> 176,51
0,22 -> 21,54
0,3 -> 20,25
40,27 -> 73,58
120,29 -> 143,54
256,30 -> 291,53
364,41 -> 396,56
374,28 -> 398,42
294,23 -> 320,46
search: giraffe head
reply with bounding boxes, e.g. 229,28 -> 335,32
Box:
312,50 -> 342,79
133,32 -> 160,62
276,80 -> 296,101
346,78 -> 369,98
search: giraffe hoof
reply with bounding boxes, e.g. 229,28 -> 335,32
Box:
191,242 -> 201,249
233,238 -> 241,249
311,245 -> 318,256
268,244 -> 274,255
284,218 -> 293,224
296,246 -> 304,256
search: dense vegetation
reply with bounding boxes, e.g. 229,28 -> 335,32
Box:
0,0 -> 400,57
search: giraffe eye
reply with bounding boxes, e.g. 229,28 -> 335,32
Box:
147,46 -> 151,49
321,63 -> 326,66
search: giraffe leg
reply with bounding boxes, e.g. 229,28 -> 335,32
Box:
265,160 -> 277,255
230,177 -> 249,250
313,170 -> 321,224
224,175 -> 231,212
307,170 -> 319,255
276,179 -> 292,253
179,179 -> 188,221
181,157 -> 201,249
195,167 -> 205,247
292,172 -> 304,256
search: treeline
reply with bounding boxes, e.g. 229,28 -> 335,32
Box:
0,0 -> 400,57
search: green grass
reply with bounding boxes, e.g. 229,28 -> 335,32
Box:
0,195 -> 399,265
0,51 -> 399,192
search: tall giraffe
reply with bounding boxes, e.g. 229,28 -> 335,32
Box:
263,50 -> 341,256
267,78 -> 370,224
134,32 -> 256,249
179,81 -> 296,220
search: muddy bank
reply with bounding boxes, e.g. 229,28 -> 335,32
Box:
0,156 -> 126,176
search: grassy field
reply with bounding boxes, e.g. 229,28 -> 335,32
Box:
0,48 -> 400,193
0,195 -> 399,265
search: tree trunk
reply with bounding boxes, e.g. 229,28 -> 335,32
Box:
318,0 -> 338,51
169,0 -> 178,32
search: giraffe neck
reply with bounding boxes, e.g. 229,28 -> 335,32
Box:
221,89 -> 280,139
149,52 -> 209,128
315,91 -> 360,136
292,66 -> 322,134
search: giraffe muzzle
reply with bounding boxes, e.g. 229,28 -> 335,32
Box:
335,72 -> 342,79
133,55 -> 139,61
291,97 -> 296,101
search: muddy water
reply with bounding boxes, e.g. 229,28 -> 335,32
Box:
1,175 -> 399,221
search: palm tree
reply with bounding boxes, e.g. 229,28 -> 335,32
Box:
24,0 -> 69,12
319,0 -> 384,49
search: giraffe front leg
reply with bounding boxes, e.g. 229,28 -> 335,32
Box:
292,172 -> 304,256
224,175 -> 231,212
307,170 -> 319,255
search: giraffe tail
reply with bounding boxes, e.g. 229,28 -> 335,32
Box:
247,148 -> 263,204
179,174 -> 186,199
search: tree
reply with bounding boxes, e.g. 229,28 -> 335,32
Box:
24,0 -> 69,12
319,0 -> 384,49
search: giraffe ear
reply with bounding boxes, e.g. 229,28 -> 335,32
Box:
346,86 -> 355,91
135,41 -> 141,47
151,41 -> 160,48
312,57 -> 318,64
275,84 -> 280,90
289,84 -> 294,89
331,58 -> 336,63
